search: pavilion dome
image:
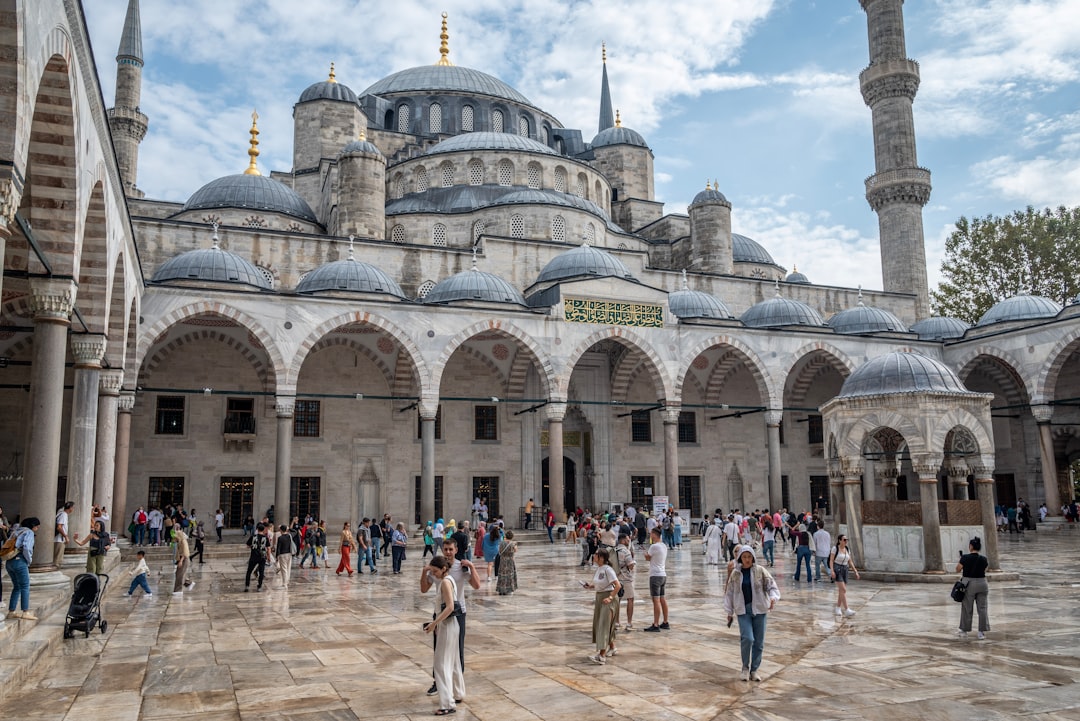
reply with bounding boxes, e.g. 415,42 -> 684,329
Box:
910,316 -> 970,341
839,351 -> 972,398
425,267 -> 526,305
785,268 -> 810,284
536,243 -> 635,284
827,302 -> 908,334
741,295 -> 825,328
295,257 -> 405,297
668,286 -> 734,320
298,77 -> 359,105
151,245 -> 271,291
976,294 -> 1061,327
690,186 -> 729,206
591,125 -> 647,149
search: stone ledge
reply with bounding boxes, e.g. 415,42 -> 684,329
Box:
860,570 -> 1020,584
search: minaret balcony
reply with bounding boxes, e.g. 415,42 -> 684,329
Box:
864,167 -> 932,210
859,59 -> 920,105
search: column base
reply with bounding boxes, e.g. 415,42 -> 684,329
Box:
28,570 -> 69,588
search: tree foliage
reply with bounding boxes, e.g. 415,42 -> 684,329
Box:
931,206 -> 1080,324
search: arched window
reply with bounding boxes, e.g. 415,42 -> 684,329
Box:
584,223 -> 596,243
432,223 -> 447,246
595,181 -> 603,206
393,173 -> 406,199
576,173 -> 587,198
492,108 -> 504,133
384,109 -> 394,130
497,159 -> 513,186
391,225 -> 406,244
468,159 -> 484,186
551,215 -> 566,243
511,214 -> 524,239
555,137 -> 565,154
542,126 -> 550,145
415,167 -> 429,192
441,162 -> 454,187
518,116 -> 530,137
462,105 -> 474,132
472,220 -> 486,245
429,103 -> 442,134
527,162 -> 541,189
554,166 -> 567,193
417,280 -> 436,299
397,104 -> 411,133
256,265 -> 275,288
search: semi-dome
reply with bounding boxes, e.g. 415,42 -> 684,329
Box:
668,288 -> 734,320
732,233 -> 778,266
785,268 -> 810,284
427,132 -> 557,156
295,258 -> 405,297
424,267 -> 526,305
910,316 -> 970,341
535,243 -> 635,284
827,303 -> 908,334
591,125 -> 647,149
299,80 -> 358,105
151,246 -> 271,290
741,296 -> 825,328
492,188 -> 610,220
362,65 -> 535,107
180,174 -> 318,223
690,186 -> 729,206
839,351 -> 971,398
976,294 -> 1061,327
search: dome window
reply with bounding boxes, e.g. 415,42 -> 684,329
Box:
397,104 -> 411,133
511,214 -> 524,238
429,103 -> 443,134
554,167 -> 567,193
391,225 -> 406,244
393,173 -> 407,199
576,174 -> 587,199
417,280 -> 436,299
462,105 -> 474,132
498,159 -> 514,186
518,116 -> 530,137
472,220 -> 486,245
415,167 -> 429,192
256,265 -> 275,288
595,181 -> 603,208
585,223 -> 596,243
244,215 -> 266,229
440,162 -> 455,188
468,160 -> 484,186
551,215 -> 566,243
492,109 -> 504,133
527,163 -> 541,189
432,223 -> 448,247
542,126 -> 550,145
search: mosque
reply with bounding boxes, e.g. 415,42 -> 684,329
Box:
1,0 -> 1077,577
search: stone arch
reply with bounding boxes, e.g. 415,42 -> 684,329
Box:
783,343 -> 854,407
306,336 -> 396,391
124,297 -> 138,376
76,178 -> 110,332
141,329 -> 271,390
1035,327 -> 1080,404
839,410 -> 926,459
956,347 -> 1031,405
456,344 -> 508,395
559,326 -> 672,401
136,302 -> 285,392
103,251 -> 129,368
675,335 -> 776,408
0,0 -> 22,174
289,310 -> 426,394
432,319 -> 555,399
930,410 -> 994,458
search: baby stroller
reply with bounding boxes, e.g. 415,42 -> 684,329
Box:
63,573 -> 109,639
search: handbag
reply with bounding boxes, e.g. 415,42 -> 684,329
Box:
950,579 -> 967,603
441,600 -> 465,618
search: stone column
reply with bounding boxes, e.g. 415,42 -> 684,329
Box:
546,402 -> 567,521
66,334 -> 107,562
661,406 -> 681,510
22,279 -> 76,575
827,465 -> 844,538
111,391 -> 135,535
877,461 -> 899,501
419,401 -> 438,526
93,369 -> 124,528
1031,405 -> 1061,515
0,177 -> 22,305
765,410 -> 783,511
842,460 -> 866,569
914,460 -> 944,573
971,462 -> 1000,570
946,462 -> 970,501
274,397 -> 295,523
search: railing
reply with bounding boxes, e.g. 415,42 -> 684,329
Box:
861,500 -> 981,526
864,166 -> 932,190
223,415 -> 257,435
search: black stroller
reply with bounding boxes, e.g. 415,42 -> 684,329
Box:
63,573 -> 109,639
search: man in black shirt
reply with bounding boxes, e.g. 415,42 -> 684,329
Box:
452,521 -> 471,561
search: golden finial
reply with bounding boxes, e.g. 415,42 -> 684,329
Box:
358,127 -> 367,142
244,109 -> 261,176
328,62 -> 337,83
714,179 -> 719,191
706,180 -> 712,190
437,12 -> 453,66
615,109 -> 622,127
602,42 -> 607,64
793,263 -> 798,272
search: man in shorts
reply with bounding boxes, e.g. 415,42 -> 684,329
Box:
643,527 -> 669,632
615,533 -> 637,631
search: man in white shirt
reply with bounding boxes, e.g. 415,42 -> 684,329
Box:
420,537 -> 480,695
215,509 -> 225,542
54,501 -> 73,567
642,527 -> 670,632
722,516 -> 740,562
812,525 -> 832,582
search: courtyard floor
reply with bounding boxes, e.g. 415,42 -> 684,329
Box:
3,528 -> 1078,721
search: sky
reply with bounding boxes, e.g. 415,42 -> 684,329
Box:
82,0 -> 1080,293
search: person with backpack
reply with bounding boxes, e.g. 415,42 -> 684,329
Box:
132,506 -> 148,546
244,523 -> 270,591
4,518 -> 40,621
299,521 -> 318,568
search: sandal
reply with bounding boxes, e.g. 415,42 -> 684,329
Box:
434,709 -> 456,716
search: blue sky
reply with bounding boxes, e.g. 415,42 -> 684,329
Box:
84,0 -> 1080,292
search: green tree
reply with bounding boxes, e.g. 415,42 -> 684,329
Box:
931,205 -> 1080,324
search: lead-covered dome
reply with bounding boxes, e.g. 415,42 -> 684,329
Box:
180,174 -> 318,223
591,125 -> 647,148
668,288 -> 734,320
690,187 -> 729,206
536,243 -> 635,284
785,269 -> 810,284
976,294 -> 1061,327
741,296 -> 825,328
295,258 -> 405,297
427,132 -> 557,156
362,65 -> 535,107
732,233 -> 777,266
910,316 -> 969,341
827,304 -> 908,334
299,80 -> 358,105
839,352 -> 971,398
340,137 -> 382,156
151,246 -> 271,290
425,267 -> 526,305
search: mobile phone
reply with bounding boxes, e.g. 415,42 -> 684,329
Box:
579,580 -> 589,587
727,616 -> 733,628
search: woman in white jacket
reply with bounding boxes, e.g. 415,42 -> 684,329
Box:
723,546 -> 781,681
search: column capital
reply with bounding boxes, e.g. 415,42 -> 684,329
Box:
117,390 -> 136,413
418,394 -> 440,420
913,464 -> 942,481
1030,404 -> 1054,424
764,409 -> 783,426
945,462 -> 969,479
275,396 -> 295,418
545,401 -> 567,423
71,334 -> 107,368
28,278 -> 76,323
0,176 -> 22,232
875,461 -> 900,479
660,406 -> 681,425
99,369 -> 124,395
841,457 -> 863,483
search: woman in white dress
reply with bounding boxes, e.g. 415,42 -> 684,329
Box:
703,518 -> 723,565
424,555 -> 465,715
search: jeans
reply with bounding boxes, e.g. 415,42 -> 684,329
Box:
814,553 -> 831,581
300,545 -> 317,567
762,540 -> 775,566
547,526 -> 554,543
6,557 -> 29,612
674,526 -> 683,546
392,545 -> 405,573
737,603 -> 767,672
663,529 -> 674,548
364,546 -> 377,571
134,524 -> 146,546
128,572 -> 151,595
794,546 -> 812,581
150,527 -> 161,546
381,536 -> 392,557
216,526 -> 223,542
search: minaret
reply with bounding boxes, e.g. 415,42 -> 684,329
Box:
859,0 -> 931,319
598,43 -> 614,133
107,0 -> 148,198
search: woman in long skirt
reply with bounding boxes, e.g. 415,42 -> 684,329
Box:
703,519 -> 722,565
424,555 -> 465,715
496,531 -> 518,595
582,548 -> 621,664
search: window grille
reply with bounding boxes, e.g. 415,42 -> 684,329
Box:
441,162 -> 454,187
391,225 -> 406,244
554,167 -> 567,192
415,167 -> 429,192
511,215 -> 524,238
429,103 -> 442,133
462,105 -> 474,131
551,215 -> 566,242
497,159 -> 513,186
468,160 -> 484,186
417,280 -> 436,298
432,223 -> 447,246
492,109 -> 504,133
527,163 -> 541,189
397,104 -> 411,133
518,116 -> 530,136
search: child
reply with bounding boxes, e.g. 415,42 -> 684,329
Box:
125,550 -> 152,597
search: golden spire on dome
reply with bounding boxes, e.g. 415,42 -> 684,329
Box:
328,62 -> 337,83
358,127 -> 367,142
705,180 -> 712,190
615,109 -> 622,127
244,109 -> 261,176
437,12 -> 453,66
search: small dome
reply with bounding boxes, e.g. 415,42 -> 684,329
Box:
536,243 -> 635,284
741,296 -> 825,328
785,270 -> 810,284
839,351 -> 972,398
427,132 -> 557,157
151,246 -> 271,290
827,304 -> 908,334
669,288 -> 734,320
180,174 -> 318,223
732,233 -> 778,266
299,80 -> 358,105
591,125 -> 647,149
339,137 -> 382,156
361,65 -> 535,107
425,268 -> 526,305
690,187 -> 729,206
976,294 -> 1061,327
910,316 -> 970,341
295,258 -> 405,297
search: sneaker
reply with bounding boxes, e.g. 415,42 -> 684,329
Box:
19,613 -> 37,621
643,625 -> 661,632
125,593 -> 132,597
835,607 -> 842,616
146,593 -> 153,597
977,632 -> 986,640
624,624 -> 634,632
172,591 -> 183,597
750,671 -> 763,682
588,653 -> 606,665
956,629 -> 968,638
607,647 -> 618,657
844,609 -> 856,617
427,683 -> 439,696
740,668 -> 750,681
659,622 -> 670,630
187,581 -> 195,591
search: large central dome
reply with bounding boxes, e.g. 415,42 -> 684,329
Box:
361,65 -> 535,108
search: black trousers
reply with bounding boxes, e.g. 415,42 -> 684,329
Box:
245,553 -> 266,588
190,538 -> 204,563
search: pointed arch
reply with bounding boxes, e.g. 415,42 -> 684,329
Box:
103,251 -> 129,368
955,346 -> 1031,405
784,342 -> 854,407
559,326 -> 672,401
305,336 -> 396,391
930,409 -> 994,458
76,179 -> 109,332
432,319 -> 554,399
675,334 -> 775,408
141,329 -> 271,390
1035,327 -> 1080,404
838,410 -> 926,459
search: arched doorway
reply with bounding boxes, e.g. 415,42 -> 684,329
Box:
542,456 -> 576,513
